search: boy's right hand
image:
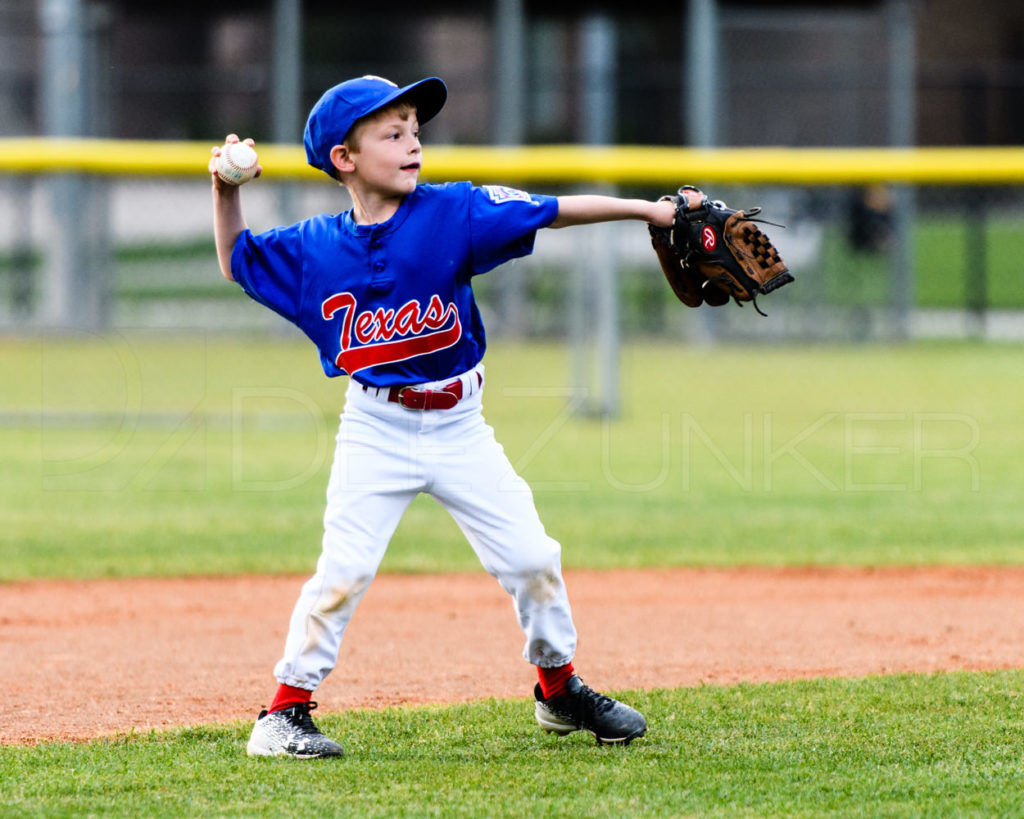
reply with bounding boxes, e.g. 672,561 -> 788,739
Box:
209,134 -> 262,191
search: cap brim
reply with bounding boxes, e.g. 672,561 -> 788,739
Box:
391,77 -> 448,128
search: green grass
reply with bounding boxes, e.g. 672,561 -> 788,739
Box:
818,216 -> 1024,309
917,216 -> 1024,309
4,671 -> 1024,817
2,337 -> 1022,580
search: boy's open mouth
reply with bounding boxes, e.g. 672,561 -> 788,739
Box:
401,163 -> 421,171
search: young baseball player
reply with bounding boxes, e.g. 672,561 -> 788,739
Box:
210,75 -> 689,758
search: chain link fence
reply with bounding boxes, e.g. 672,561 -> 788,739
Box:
2,172 -> 1023,342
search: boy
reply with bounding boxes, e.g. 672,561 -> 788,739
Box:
210,75 -> 689,758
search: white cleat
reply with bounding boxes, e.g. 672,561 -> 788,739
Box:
246,702 -> 344,758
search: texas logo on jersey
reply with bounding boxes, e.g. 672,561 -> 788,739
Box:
321,291 -> 462,374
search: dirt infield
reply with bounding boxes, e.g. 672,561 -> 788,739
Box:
4,566 -> 1024,745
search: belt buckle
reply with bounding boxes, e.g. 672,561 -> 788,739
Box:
398,386 -> 460,411
396,386 -> 422,410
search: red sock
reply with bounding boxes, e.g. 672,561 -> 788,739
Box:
537,662 -> 575,700
268,683 -> 313,714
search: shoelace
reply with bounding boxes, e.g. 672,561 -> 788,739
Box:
573,683 -> 617,720
287,701 -> 321,733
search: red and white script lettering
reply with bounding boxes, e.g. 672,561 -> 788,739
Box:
701,225 -> 717,251
321,291 -> 462,373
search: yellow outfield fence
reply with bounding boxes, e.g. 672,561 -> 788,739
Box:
1,138 -> 1023,185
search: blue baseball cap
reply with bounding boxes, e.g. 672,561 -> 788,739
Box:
303,75 -> 448,178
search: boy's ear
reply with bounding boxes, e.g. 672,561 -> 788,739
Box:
330,144 -> 355,175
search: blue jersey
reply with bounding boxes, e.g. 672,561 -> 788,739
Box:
231,182 -> 558,387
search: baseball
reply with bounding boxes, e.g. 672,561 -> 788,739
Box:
216,141 -> 259,186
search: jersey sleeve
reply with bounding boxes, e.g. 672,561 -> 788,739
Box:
230,225 -> 304,323
467,185 -> 559,275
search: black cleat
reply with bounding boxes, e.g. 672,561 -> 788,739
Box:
534,675 -> 647,745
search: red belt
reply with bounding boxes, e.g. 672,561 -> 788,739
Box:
363,372 -> 482,411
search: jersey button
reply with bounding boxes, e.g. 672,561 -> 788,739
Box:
370,240 -> 383,249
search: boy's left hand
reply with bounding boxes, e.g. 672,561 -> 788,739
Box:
649,198 -> 678,228
649,189 -> 701,228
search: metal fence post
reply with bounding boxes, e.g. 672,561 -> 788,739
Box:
492,0 -> 528,338
573,12 -> 619,418
271,0 -> 303,226
685,0 -> 723,344
886,0 -> 917,340
39,0 -> 112,331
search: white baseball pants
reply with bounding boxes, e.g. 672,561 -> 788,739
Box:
273,364 -> 578,691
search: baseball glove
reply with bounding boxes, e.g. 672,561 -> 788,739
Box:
649,186 -> 794,316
